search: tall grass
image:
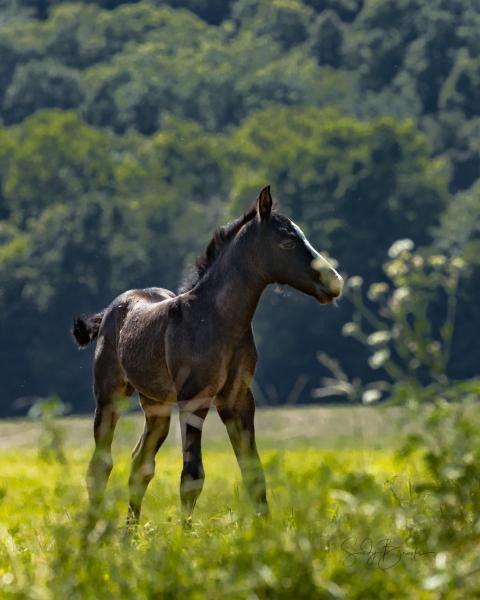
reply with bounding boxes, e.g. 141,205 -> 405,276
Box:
1,404 -> 479,599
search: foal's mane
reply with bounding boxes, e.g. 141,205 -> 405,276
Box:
179,206 -> 258,293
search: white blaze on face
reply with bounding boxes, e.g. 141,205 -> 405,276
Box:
291,220 -> 343,297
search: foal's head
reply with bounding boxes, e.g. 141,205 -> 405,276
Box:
246,185 -> 343,304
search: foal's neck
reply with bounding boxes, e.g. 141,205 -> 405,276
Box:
194,239 -> 268,336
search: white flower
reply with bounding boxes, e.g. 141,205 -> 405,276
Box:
407,340 -> 418,352
435,552 -> 448,570
384,259 -> 408,278
428,255 -> 446,267
392,286 -> 410,304
362,389 -> 382,404
347,276 -> 363,289
367,282 -> 389,300
315,252 -> 339,269
342,322 -> 358,337
423,574 -> 449,591
388,238 -> 414,258
412,256 -> 424,268
368,349 -> 391,369
451,256 -> 465,270
367,331 -> 391,346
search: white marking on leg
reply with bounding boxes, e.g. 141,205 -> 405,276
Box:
179,396 -> 213,446
184,413 -> 205,430
180,478 -> 205,493
179,410 -> 205,449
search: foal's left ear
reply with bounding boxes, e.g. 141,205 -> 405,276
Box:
257,185 -> 272,221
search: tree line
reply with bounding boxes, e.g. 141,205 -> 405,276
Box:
0,0 -> 479,415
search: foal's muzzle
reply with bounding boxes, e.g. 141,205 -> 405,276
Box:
314,269 -> 343,304
322,269 -> 343,298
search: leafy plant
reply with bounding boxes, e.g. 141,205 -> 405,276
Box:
314,241 -> 480,595
316,240 -> 472,406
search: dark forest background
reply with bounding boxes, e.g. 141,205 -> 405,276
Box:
0,0 -> 479,416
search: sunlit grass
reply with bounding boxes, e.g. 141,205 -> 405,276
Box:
0,406 -> 472,598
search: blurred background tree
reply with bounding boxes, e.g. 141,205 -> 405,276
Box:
0,0 -> 479,415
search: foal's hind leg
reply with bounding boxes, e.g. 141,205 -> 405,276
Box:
127,397 -> 172,527
87,380 -> 133,513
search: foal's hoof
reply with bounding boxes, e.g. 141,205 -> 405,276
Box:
123,526 -> 139,544
182,516 -> 193,531
124,515 -> 139,540
256,505 -> 270,519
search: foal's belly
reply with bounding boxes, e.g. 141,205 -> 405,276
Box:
123,350 -> 229,404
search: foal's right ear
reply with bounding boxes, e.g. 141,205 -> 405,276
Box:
257,185 -> 272,221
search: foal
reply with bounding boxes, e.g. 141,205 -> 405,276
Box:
72,186 -> 343,525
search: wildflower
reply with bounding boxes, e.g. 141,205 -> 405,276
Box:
409,358 -> 420,370
367,331 -> 391,346
392,286 -> 410,305
314,252 -> 338,269
384,258 -> 408,278
424,574 -> 449,591
412,255 -> 424,268
389,286 -> 410,312
451,256 -> 465,270
342,322 -> 358,337
362,389 -> 382,404
391,325 -> 400,339
428,255 -> 446,267
388,238 -> 414,258
347,276 -> 363,289
367,282 -> 388,300
435,553 -> 447,570
368,349 -> 390,369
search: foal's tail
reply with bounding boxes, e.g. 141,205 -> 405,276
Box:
71,311 -> 105,348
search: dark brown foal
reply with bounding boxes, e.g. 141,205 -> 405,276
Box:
72,185 -> 343,526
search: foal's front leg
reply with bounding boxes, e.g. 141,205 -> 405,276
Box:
179,400 -> 210,524
217,388 -> 268,516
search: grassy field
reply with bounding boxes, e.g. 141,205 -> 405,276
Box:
0,405 -> 473,598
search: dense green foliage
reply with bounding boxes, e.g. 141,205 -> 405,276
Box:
1,0 -> 479,415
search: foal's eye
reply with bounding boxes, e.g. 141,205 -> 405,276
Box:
280,239 -> 297,250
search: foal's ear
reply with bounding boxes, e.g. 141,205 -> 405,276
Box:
257,185 -> 272,221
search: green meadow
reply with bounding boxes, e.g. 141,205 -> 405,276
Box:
1,405 -> 476,599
